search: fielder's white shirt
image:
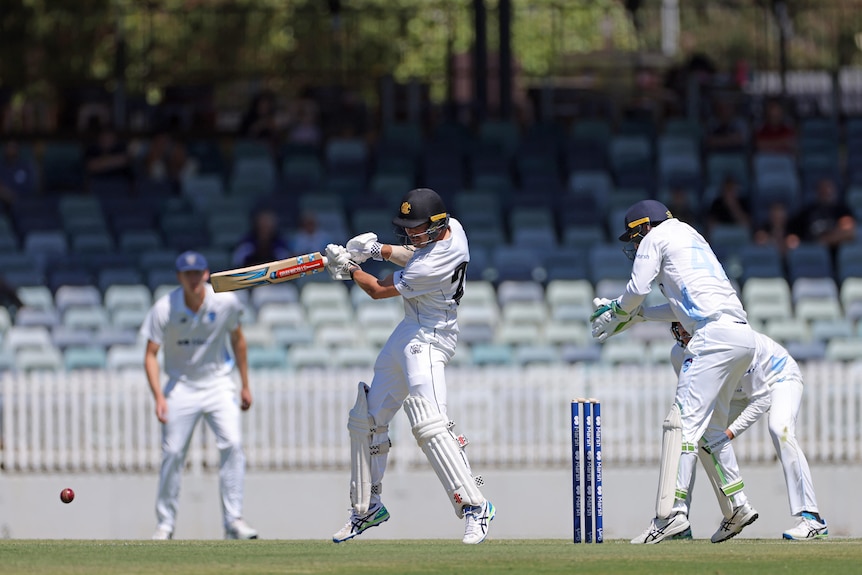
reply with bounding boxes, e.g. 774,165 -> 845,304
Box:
140,283 -> 243,387
620,218 -> 747,334
392,217 -> 469,336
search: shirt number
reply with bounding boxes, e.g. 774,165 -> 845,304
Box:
451,261 -> 468,304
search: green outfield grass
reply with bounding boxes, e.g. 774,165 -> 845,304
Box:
2,539 -> 860,575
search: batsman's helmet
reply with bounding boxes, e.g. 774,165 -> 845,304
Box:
393,188 -> 449,245
618,199 -> 674,242
671,322 -> 691,347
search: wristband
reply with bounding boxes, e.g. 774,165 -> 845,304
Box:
348,264 -> 360,280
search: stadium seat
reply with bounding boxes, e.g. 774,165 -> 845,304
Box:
470,343 -> 513,366
791,277 -> 838,304
63,306 -> 111,330
811,319 -> 854,342
560,343 -> 602,364
14,307 -> 60,328
332,346 -> 377,368
272,325 -> 315,348
795,298 -> 843,323
64,346 -> 108,370
512,344 -> 560,366
256,303 -> 305,327
16,347 -> 63,372
763,318 -> 811,345
247,347 -> 289,369
600,338 -> 648,365
106,344 -> 146,371
784,340 -> 826,362
3,326 -> 53,352
286,344 -> 330,369
544,321 -> 590,347
786,244 -> 834,282
824,338 -> 862,361
589,244 -> 633,284
54,285 -> 102,313
104,285 -> 153,313
497,280 -> 544,306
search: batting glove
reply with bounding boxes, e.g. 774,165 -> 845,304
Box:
346,232 -> 382,263
325,244 -> 360,281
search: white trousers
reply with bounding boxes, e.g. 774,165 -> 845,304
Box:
672,320 -> 756,516
156,380 -> 245,532
364,324 -> 476,511
730,377 -> 819,516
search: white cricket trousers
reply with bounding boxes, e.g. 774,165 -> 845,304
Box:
730,376 -> 819,516
156,380 -> 245,532
365,324 -> 467,509
672,319 -> 756,517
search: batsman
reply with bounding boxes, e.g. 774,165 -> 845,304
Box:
324,187 -> 495,545
591,200 -> 759,544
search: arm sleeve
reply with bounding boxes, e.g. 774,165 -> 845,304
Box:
387,245 -> 414,267
618,234 -> 661,313
139,302 -> 166,345
641,303 -> 678,322
727,391 -> 772,438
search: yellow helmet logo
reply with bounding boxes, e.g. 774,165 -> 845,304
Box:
401,201 -> 411,215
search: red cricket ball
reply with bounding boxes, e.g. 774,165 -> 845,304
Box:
60,488 -> 75,504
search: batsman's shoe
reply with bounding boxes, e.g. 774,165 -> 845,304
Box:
225,519 -> 259,540
783,513 -> 828,540
711,502 -> 758,543
151,526 -> 173,540
462,500 -> 496,544
630,513 -> 690,544
332,503 -> 390,543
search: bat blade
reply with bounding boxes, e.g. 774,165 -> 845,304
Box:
210,252 -> 328,292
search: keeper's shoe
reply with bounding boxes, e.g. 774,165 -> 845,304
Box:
711,502 -> 758,543
783,513 -> 828,540
670,526 -> 693,540
151,526 -> 173,540
332,503 -> 390,543
225,519 -> 259,540
630,513 -> 690,544
462,500 -> 496,544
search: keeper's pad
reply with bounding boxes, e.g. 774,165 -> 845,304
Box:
656,403 -> 684,518
698,441 -> 736,519
348,382 -> 390,514
403,395 -> 484,518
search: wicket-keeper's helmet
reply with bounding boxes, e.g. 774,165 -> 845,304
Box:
618,199 -> 674,242
393,188 -> 449,246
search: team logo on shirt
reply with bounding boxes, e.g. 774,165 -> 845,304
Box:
398,279 -> 413,291
410,344 -> 423,355
682,357 -> 693,373
206,312 -> 216,323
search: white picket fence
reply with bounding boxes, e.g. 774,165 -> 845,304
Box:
2,363 -> 861,473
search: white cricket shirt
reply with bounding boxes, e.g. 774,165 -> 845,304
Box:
619,218 -> 747,334
140,283 -> 244,386
392,217 -> 470,334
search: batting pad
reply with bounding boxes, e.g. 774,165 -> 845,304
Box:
698,444 -> 734,519
656,403 -> 683,519
403,395 -> 484,518
348,382 -> 374,515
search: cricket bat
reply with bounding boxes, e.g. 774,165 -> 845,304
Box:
210,252 -> 328,292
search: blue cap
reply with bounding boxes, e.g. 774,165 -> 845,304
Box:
175,251 -> 208,272
618,200 -> 673,241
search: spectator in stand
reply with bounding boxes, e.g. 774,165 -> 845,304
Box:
289,210 -> 333,256
755,98 -> 797,156
705,99 -> 749,154
0,140 -> 35,208
239,91 -> 278,141
142,128 -> 197,194
754,201 -> 793,257
287,99 -> 322,147
84,121 -> 134,188
706,177 -> 751,237
231,208 -> 291,268
787,178 -> 856,258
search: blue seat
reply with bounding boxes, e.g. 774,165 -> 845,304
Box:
470,343 -> 513,366
490,246 -> 542,283
706,153 -> 749,189
588,244 -> 632,284
786,244 -> 834,282
739,245 -> 784,282
837,244 -> 862,282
